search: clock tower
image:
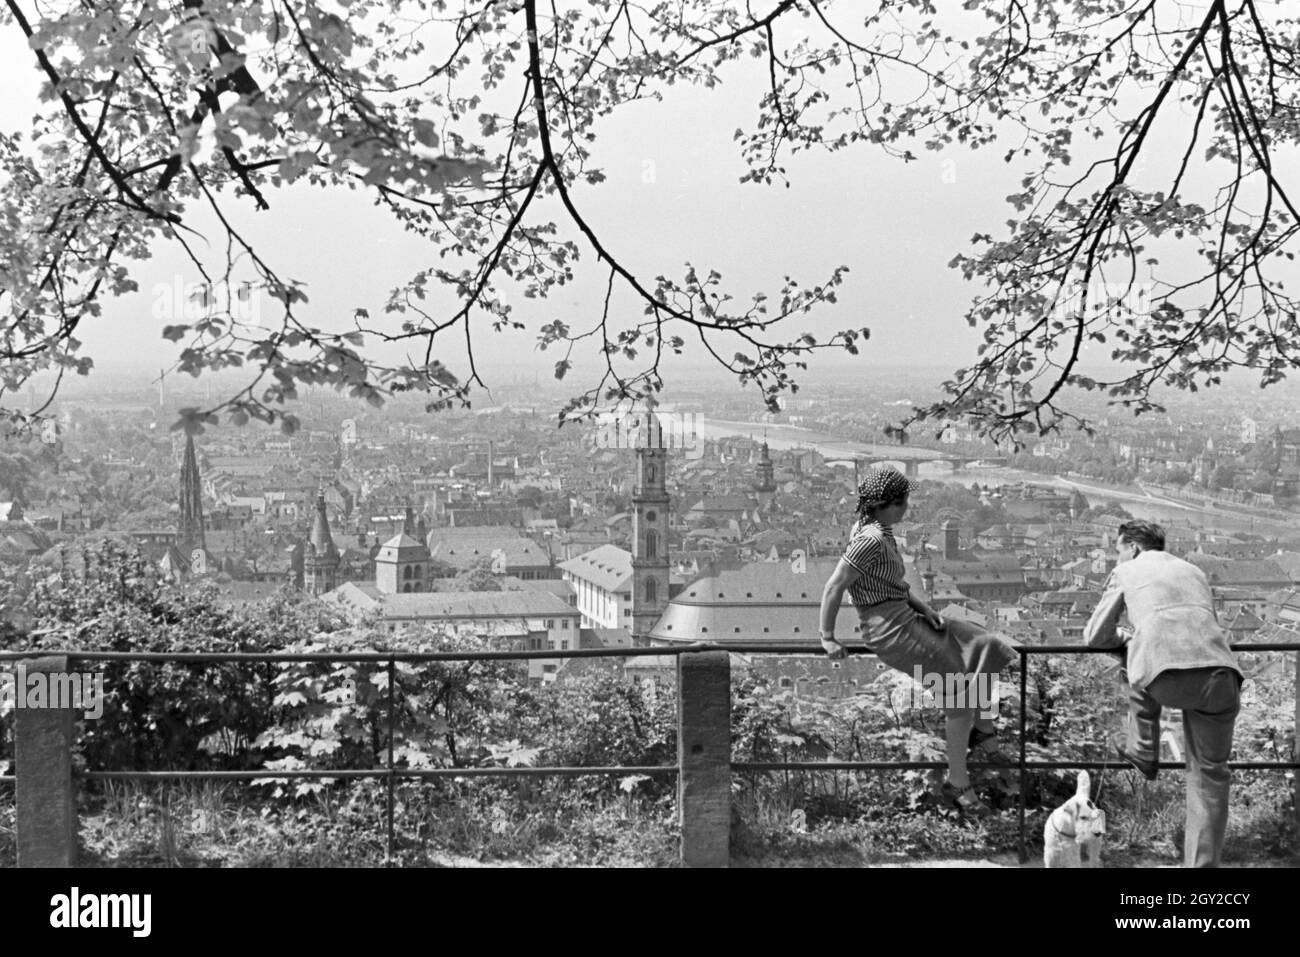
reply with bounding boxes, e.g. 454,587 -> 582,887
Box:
631,412 -> 671,644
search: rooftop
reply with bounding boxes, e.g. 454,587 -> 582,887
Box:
558,544 -> 633,592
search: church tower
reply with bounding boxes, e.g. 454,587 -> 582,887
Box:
304,492 -> 340,596
374,530 -> 430,594
177,432 -> 206,559
754,440 -> 776,508
755,441 -> 776,491
631,412 -> 671,644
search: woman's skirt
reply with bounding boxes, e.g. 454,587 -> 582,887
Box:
858,600 -> 1016,711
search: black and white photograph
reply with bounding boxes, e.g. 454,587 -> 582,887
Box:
0,0 -> 1295,926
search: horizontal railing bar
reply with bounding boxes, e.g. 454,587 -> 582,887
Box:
734,760 -> 1300,772
64,758 -> 1299,781
734,761 -> 972,771
10,756 -> 1297,785
1024,761 -> 1300,770
0,646 -> 709,663
31,649 -> 803,662
1016,643 -> 1300,654
1,642 -> 1294,665
75,766 -> 678,781
1219,643 -> 1300,652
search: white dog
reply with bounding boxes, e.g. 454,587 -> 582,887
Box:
1043,771 -> 1106,868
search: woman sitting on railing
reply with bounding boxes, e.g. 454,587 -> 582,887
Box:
817,465 -> 1017,816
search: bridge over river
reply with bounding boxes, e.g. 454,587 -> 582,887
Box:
696,418 -> 1002,475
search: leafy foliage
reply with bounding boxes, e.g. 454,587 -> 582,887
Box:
2,546 -> 1296,864
9,2 -> 1299,439
1,0 -> 877,433
11,540 -> 312,770
445,556 -> 505,592
902,1 -> 1300,442
254,627 -> 537,795
526,673 -> 676,768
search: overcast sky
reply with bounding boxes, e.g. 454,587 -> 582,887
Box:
0,2 -> 1272,412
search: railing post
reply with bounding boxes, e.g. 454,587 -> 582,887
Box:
678,650 -> 731,868
14,656 -> 78,867
1017,648 -> 1028,864
386,656 -> 396,868
1294,650 -> 1299,852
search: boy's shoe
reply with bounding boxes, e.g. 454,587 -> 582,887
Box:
1112,733 -> 1158,781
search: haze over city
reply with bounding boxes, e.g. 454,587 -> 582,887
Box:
2,0 -> 1298,894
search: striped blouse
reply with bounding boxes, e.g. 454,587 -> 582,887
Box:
842,520 -> 910,609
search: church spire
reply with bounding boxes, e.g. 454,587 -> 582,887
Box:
305,491 -> 340,596
177,432 -> 205,555
309,491 -> 338,560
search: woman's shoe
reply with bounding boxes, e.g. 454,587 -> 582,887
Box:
968,727 -> 1009,763
941,780 -> 992,817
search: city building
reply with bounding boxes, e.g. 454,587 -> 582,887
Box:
559,543 -> 633,635
304,492 -> 340,597
425,525 -> 557,580
648,556 -> 858,644
631,418 -> 671,643
324,585 -> 578,683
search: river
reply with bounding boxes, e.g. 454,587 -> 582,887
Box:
698,417 -> 1299,539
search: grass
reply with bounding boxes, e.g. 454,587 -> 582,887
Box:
0,773 -> 1295,868
61,779 -> 681,868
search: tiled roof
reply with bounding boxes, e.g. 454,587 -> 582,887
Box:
376,590 -> 576,620
558,544 -> 633,592
1190,555 -> 1292,586
1223,607 -> 1264,632
579,627 -> 632,649
374,533 -> 425,562
427,525 -> 550,569
686,494 -> 755,514
1258,552 -> 1300,581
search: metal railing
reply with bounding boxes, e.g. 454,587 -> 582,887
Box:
3,640 -> 1298,866
1012,643 -> 1300,862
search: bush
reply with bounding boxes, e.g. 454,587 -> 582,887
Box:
6,548 -> 1297,866
0,789 -> 13,867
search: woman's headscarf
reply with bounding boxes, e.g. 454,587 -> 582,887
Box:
855,465 -> 916,522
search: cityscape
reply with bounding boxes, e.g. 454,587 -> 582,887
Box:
1,0 -> 1298,901
7,368 -> 1300,656
4,364 -> 1300,873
